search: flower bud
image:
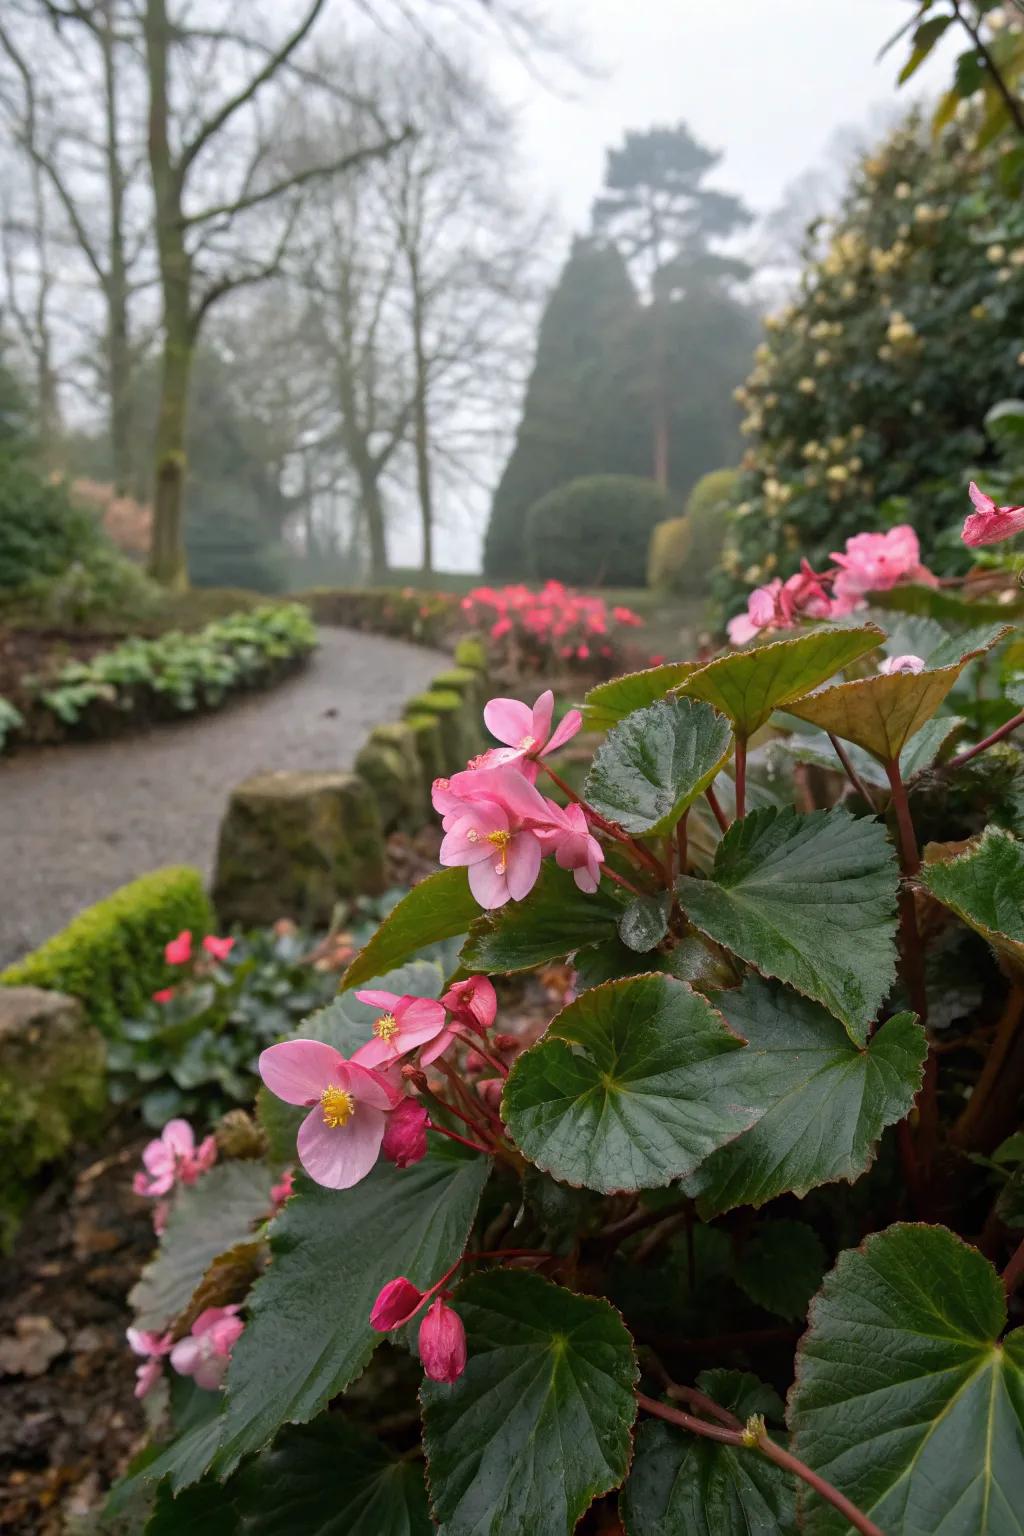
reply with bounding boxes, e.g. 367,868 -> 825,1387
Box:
418,1297 -> 467,1383
492,1033 -> 519,1053
477,1077 -> 504,1111
381,1099 -> 429,1169
400,1063 -> 429,1091
370,1276 -> 424,1331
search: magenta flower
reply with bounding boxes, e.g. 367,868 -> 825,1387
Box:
350,990 -> 447,1069
202,934 -> 235,961
258,1039 -> 400,1189
962,481 -> 1024,547
879,654 -> 926,675
152,987 -> 176,1004
164,930 -> 192,966
370,1276 -> 425,1331
418,1297 -> 467,1383
133,1119 -> 217,1198
381,1098 -> 430,1168
126,1326 -> 173,1399
442,976 -> 498,1035
480,689 -> 582,780
538,802 -> 605,893
169,1305 -> 244,1391
830,526 -> 937,614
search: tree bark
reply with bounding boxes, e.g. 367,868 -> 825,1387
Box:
408,252 -> 434,574
100,0 -> 132,493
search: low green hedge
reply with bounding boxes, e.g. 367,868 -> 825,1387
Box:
1,865 -> 214,1034
299,586 -> 459,646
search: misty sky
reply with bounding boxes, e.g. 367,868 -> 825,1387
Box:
426,0 -> 956,571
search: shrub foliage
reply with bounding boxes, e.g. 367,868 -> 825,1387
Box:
526,474 -> 672,588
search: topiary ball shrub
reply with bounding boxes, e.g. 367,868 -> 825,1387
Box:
526,474 -> 672,588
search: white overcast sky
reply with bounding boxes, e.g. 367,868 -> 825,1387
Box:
414,0 -> 960,569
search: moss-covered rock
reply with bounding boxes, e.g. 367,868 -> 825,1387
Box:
405,712 -> 447,791
453,633 -> 488,673
431,665 -> 487,716
213,771 -> 386,927
403,688 -> 479,773
0,987 -> 105,1249
355,721 -> 427,832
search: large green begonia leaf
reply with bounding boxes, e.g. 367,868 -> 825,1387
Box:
675,626 -> 884,737
677,807 -> 900,1044
342,869 -> 480,990
460,862 -> 626,974
622,1370 -> 797,1535
503,974 -> 756,1193
421,1269 -> 637,1536
786,625 -> 1010,762
682,977 -> 924,1217
584,697 -> 732,835
781,715 -> 963,789
584,661 -> 699,731
788,1223 -> 1024,1535
920,825 -> 1024,974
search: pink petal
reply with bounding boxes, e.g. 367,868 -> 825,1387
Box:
259,1039 -> 343,1105
350,1037 -> 390,1069
192,1355 -> 228,1391
574,865 -> 600,894
354,989 -> 402,1013
169,1337 -> 201,1376
727,613 -> 759,645
530,690 -> 555,744
506,830 -> 543,901
419,1026 -> 457,1066
395,996 -> 446,1036
161,1119 -> 195,1158
469,857 -> 511,908
969,480 -> 996,515
296,1103 -> 386,1188
544,709 -> 582,755
343,1060 -> 402,1110
484,697 -> 534,746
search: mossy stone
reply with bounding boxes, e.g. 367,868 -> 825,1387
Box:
453,633 -> 487,673
213,771 -> 386,928
404,712 -> 446,791
355,721 -> 427,832
0,987 -> 105,1250
403,688 -> 478,772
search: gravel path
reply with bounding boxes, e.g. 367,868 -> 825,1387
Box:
1,627 -> 447,965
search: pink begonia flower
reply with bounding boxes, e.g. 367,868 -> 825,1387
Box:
164,930 -> 192,966
442,976 -> 497,1035
879,654 -> 926,676
133,1119 -> 217,1198
381,1098 -> 429,1168
258,1039 -> 400,1189
537,802 -> 605,893
418,1297 -> 467,1383
612,605 -> 643,627
479,689 -> 582,782
202,934 -> 235,961
727,562 -> 833,645
727,579 -> 782,644
126,1326 -> 173,1399
170,1305 -> 244,1391
371,1276 -> 425,1331
350,990 -> 447,1069
270,1167 -> 295,1210
962,481 -> 1024,547
830,525 -> 937,614
439,766 -> 557,909
152,987 -> 176,1004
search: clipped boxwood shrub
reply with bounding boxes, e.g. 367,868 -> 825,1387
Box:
0,460 -> 105,589
526,475 -> 672,588
647,516 -> 693,592
1,865 -> 214,1034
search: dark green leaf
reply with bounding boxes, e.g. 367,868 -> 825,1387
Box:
147,1478 -> 238,1535
235,1419 -> 431,1535
788,1223 -> 1024,1534
682,977 -> 924,1217
676,626 -> 883,737
460,862 -> 625,974
897,14 -> 953,83
622,1370 -> 796,1535
920,825 -> 1024,973
341,869 -> 480,990
677,807 -> 899,1044
503,974 -> 755,1193
108,1387 -> 226,1511
212,1144 -> 489,1479
130,1162 -> 273,1331
584,697 -> 732,835
421,1269 -> 637,1536
735,1221 -> 826,1322
868,583 -> 1024,625
781,715 -> 962,788
584,661 -> 699,731
619,893 -> 671,953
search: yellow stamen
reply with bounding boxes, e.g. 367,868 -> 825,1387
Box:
374,1012 -> 399,1042
320,1084 -> 355,1128
486,827 -> 512,871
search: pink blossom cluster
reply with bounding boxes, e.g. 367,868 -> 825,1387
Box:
133,1118 -> 217,1198
434,688 -> 604,908
127,1304 -> 244,1398
460,580 -> 642,670
257,976 -> 500,1191
727,525 -> 937,645
152,928 -> 235,1003
963,482 -> 1024,547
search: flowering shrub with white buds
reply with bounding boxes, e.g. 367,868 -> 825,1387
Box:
112,486 -> 1024,1536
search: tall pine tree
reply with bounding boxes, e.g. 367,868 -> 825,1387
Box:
483,237 -> 642,578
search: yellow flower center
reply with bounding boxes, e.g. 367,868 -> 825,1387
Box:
486,828 -> 512,871
320,1084 -> 355,1128
374,1012 -> 399,1042
518,734 -> 536,751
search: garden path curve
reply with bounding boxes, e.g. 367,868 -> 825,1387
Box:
1,627 -> 447,965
